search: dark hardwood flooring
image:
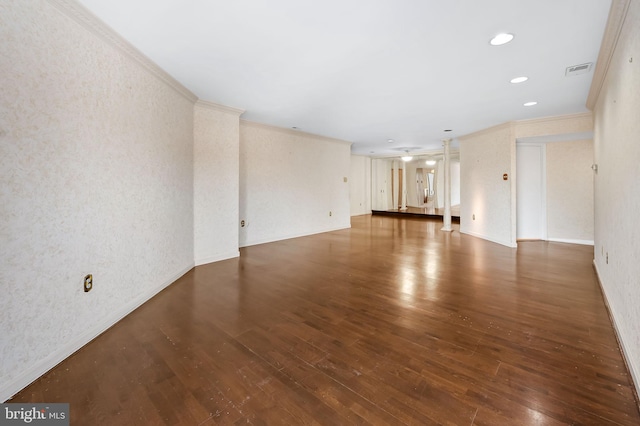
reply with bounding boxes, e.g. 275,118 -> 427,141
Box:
11,215 -> 640,425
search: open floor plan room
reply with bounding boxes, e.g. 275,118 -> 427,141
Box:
11,216 -> 640,425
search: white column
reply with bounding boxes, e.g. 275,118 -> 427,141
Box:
441,139 -> 453,232
400,161 -> 408,210
392,159 -> 399,210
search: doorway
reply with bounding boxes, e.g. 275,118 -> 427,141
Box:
516,144 -> 546,240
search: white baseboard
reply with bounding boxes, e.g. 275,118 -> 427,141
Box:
240,224 -> 351,248
1,262 -> 194,402
195,251 -> 240,266
459,229 -> 517,248
548,238 -> 594,246
592,260 -> 640,410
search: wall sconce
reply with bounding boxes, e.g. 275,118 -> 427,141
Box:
591,164 -> 598,173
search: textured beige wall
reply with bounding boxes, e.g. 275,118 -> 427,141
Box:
592,0 -> 640,393
460,113 -> 596,248
239,122 -> 351,246
459,124 -> 516,247
193,102 -> 242,265
0,0 -> 195,400
546,140 -> 594,243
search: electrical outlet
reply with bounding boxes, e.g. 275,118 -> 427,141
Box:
329,211 -> 332,217
606,252 -> 609,264
84,274 -> 93,292
472,214 -> 476,220
240,220 -> 245,227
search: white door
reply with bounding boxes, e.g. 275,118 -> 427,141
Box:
516,144 -> 546,240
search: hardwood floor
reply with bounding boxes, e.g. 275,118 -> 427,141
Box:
11,215 -> 640,425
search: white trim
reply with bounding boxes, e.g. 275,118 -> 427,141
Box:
516,132 -> 594,145
0,263 -> 194,402
458,122 -> 513,142
46,0 -> 197,103
240,224 -> 351,248
459,230 -> 518,248
195,100 -> 245,116
586,0 -> 632,109
515,112 -> 593,128
592,260 -> 640,409
240,120 -> 352,146
547,238 -> 594,246
194,251 -> 240,266
541,144 -> 548,241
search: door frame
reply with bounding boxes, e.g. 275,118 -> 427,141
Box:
516,142 -> 547,241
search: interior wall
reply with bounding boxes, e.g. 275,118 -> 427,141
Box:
0,0 -> 196,401
459,124 -> 516,247
459,114 -> 593,249
193,101 -> 243,265
349,155 -> 371,216
546,139 -> 594,244
239,122 -> 351,246
592,0 -> 640,394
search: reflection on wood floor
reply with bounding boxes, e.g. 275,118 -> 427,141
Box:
11,215 -> 640,424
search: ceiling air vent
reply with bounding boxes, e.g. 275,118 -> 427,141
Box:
565,62 -> 593,77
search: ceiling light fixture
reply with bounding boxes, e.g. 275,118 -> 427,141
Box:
490,33 -> 514,46
523,101 -> 538,107
426,160 -> 436,166
510,76 -> 528,83
401,151 -> 413,162
387,139 -> 395,143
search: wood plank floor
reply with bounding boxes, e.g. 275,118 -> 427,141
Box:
11,215 -> 640,425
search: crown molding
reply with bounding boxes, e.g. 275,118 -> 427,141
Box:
195,100 -> 245,116
458,112 -> 594,143
47,0 -> 198,104
240,120 -> 352,146
515,111 -> 592,126
369,148 -> 460,160
457,122 -> 514,142
586,0 -> 631,110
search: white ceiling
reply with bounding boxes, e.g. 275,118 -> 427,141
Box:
76,0 -> 611,156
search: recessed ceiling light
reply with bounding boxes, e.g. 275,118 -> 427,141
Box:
524,101 -> 538,107
510,76 -> 528,83
444,129 -> 452,132
387,139 -> 395,143
490,33 -> 514,46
